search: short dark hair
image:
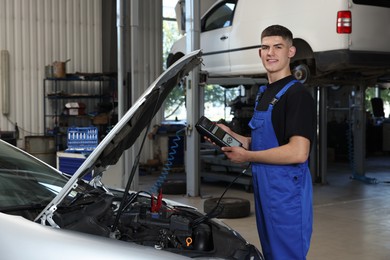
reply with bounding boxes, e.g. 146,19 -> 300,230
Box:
261,25 -> 293,44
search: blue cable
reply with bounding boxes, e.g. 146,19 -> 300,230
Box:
148,127 -> 185,194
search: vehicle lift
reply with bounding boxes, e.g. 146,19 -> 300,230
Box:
199,73 -> 378,188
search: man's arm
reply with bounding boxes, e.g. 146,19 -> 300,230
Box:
222,135 -> 310,165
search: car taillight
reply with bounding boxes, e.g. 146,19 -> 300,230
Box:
337,11 -> 352,34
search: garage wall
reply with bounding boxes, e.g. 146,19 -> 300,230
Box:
0,0 -> 102,147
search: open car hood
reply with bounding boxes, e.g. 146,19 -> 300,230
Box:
97,50 -> 201,168
36,50 -> 202,223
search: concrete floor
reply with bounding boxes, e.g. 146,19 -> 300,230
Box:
139,155 -> 390,260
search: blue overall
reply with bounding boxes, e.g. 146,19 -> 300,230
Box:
249,80 -> 313,260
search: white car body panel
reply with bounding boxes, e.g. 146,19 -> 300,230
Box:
201,27 -> 231,75
0,213 -> 189,260
170,0 -> 390,79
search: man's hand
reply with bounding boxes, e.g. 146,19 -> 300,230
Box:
221,146 -> 248,163
202,123 -> 251,150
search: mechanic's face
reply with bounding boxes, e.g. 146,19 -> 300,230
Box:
259,36 -> 295,75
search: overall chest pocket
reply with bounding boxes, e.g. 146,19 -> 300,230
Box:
249,115 -> 265,130
249,117 -> 265,150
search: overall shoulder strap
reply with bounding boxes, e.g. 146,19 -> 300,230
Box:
269,79 -> 298,107
254,85 -> 267,109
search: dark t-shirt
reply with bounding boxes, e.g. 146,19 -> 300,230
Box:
255,75 -> 316,146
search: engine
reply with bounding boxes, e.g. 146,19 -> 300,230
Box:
117,198 -> 213,252
51,187 -> 262,259
54,190 -> 213,253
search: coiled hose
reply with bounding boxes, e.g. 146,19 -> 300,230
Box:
148,127 -> 185,194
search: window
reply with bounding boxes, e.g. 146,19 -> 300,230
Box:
366,86 -> 390,119
353,0 -> 390,8
163,0 -> 182,71
163,0 -> 185,120
202,1 -> 236,32
204,85 -> 243,122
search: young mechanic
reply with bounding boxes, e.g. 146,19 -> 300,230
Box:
216,25 -> 316,259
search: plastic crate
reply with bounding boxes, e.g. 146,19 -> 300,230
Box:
58,156 -> 92,181
66,126 -> 98,153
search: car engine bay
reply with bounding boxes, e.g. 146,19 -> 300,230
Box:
49,184 -> 260,259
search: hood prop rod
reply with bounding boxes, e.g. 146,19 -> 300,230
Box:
111,90 -> 164,233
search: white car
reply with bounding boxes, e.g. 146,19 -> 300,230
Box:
168,0 -> 390,84
0,50 -> 263,260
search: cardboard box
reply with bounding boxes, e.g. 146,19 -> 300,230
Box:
65,102 -> 86,115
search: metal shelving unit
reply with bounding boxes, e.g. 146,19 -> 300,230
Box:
43,74 -> 116,151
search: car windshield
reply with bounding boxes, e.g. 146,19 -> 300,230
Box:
0,141 -> 73,210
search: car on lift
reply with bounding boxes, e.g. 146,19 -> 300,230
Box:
0,50 -> 263,260
168,0 -> 390,84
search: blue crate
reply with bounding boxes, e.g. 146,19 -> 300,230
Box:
66,127 -> 98,153
58,156 -> 92,181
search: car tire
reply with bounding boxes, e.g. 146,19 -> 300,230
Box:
161,179 -> 186,195
292,63 -> 310,83
167,53 -> 184,68
203,197 -> 250,219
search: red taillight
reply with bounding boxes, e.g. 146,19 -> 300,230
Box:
337,11 -> 352,34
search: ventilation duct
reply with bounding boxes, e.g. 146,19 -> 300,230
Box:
0,50 -> 10,115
